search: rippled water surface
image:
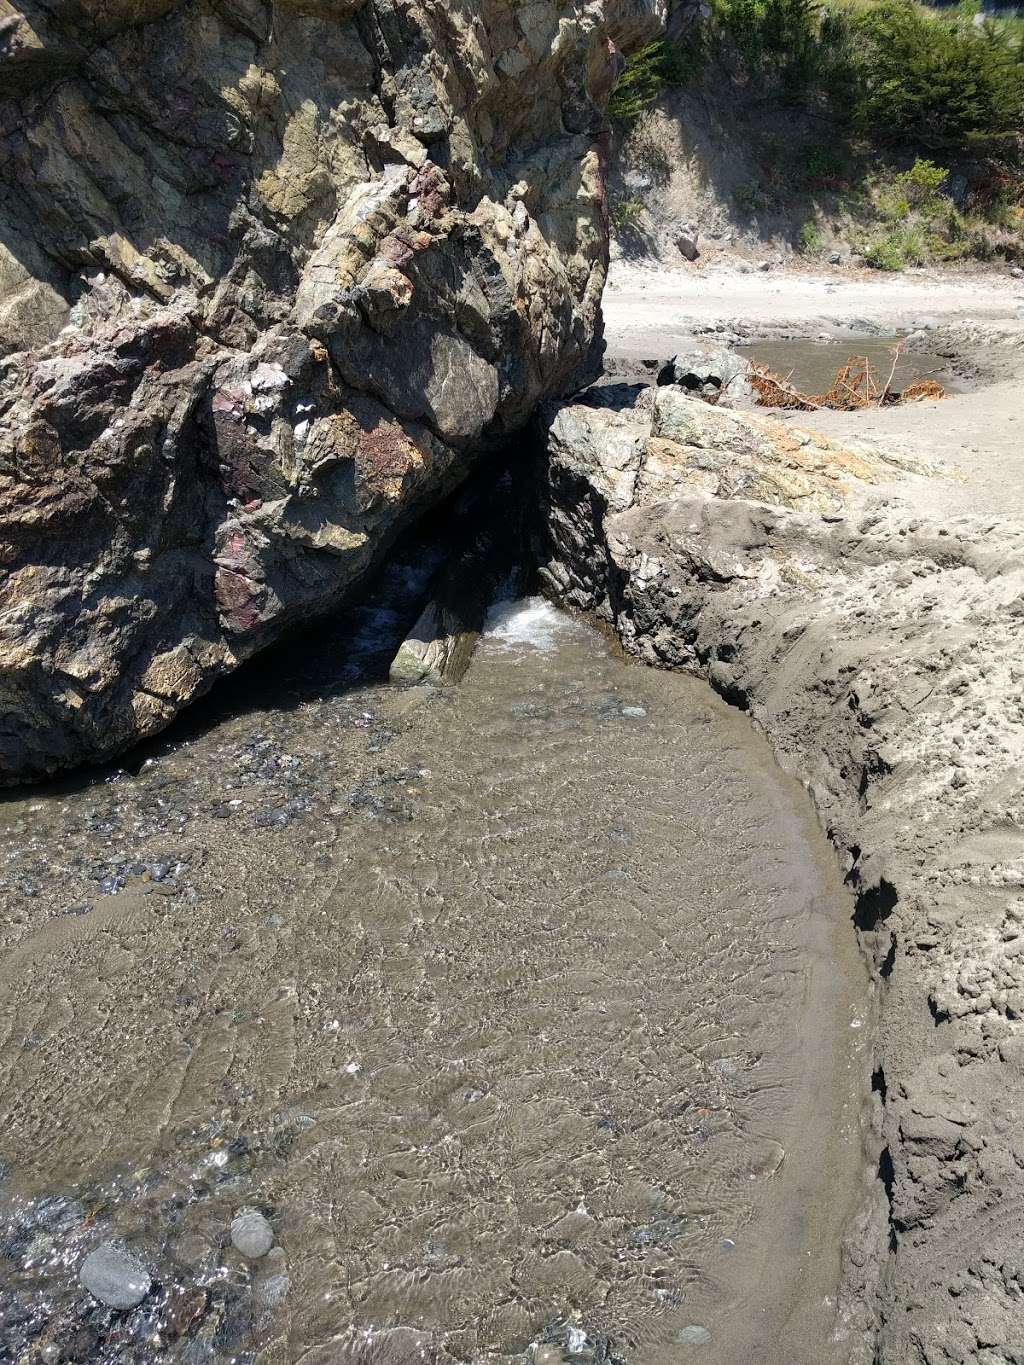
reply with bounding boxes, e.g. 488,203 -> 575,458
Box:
0,596 -> 867,1365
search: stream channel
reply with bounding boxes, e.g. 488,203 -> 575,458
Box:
0,530 -> 869,1365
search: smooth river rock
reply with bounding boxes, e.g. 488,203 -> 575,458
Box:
230,1207 -> 274,1259
79,1241 -> 152,1309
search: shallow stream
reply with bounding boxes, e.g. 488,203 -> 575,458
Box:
0,592 -> 868,1365
736,335 -> 960,395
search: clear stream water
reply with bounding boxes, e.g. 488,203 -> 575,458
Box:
0,593 -> 867,1365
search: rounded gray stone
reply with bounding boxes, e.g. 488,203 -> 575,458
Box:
230,1207 -> 274,1259
677,1325 -> 712,1346
79,1241 -> 151,1309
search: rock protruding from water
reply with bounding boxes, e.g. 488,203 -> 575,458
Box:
79,1242 -> 152,1309
390,600 -> 479,686
0,0 -> 667,786
230,1208 -> 274,1260
657,342 -> 754,406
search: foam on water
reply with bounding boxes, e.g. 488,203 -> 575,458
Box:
482,595 -> 577,652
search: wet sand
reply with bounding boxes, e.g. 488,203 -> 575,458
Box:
0,597 -> 868,1364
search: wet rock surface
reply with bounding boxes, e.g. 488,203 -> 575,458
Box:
537,384 -> 1024,1364
230,1210 -> 273,1261
79,1241 -> 153,1309
0,574 -> 865,1363
0,0 -> 666,784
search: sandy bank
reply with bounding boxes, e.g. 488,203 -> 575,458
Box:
603,261 -> 1024,356
537,370 -> 1024,1363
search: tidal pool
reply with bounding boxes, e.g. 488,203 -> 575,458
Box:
0,595 -> 868,1364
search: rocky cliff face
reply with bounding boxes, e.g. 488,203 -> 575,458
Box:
0,0 -> 664,783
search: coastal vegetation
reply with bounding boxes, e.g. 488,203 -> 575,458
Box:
610,0 -> 1024,265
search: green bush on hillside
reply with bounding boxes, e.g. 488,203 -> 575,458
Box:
611,193 -> 646,229
852,0 -> 1024,150
709,0 -> 859,100
704,0 -> 1024,157
875,157 -> 948,217
798,219 -> 826,251
609,38 -> 702,123
852,157 -> 1012,267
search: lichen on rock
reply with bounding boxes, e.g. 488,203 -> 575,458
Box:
0,0 -> 665,782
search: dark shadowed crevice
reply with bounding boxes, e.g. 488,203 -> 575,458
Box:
879,935 -> 896,979
853,877 -> 898,933
878,1146 -> 897,1253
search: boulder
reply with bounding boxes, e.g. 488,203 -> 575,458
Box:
656,342 -> 753,406
0,0 -> 666,783
675,232 -> 700,261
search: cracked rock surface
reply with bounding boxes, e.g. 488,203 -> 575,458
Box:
537,383 -> 1024,1365
0,0 -> 664,782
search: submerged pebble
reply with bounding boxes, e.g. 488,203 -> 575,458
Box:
676,1325 -> 712,1346
79,1241 -> 151,1309
534,1349 -> 562,1365
254,1247 -> 290,1307
230,1208 -> 274,1259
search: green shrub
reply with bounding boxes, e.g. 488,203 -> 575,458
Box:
612,193 -> 646,229
799,220 -> 825,251
710,0 -> 859,101
803,142 -> 845,187
900,157 -> 949,204
732,180 -> 768,214
609,38 -> 700,123
944,204 -> 969,239
897,222 -> 929,263
873,160 -> 945,223
854,156 -> 1019,264
851,0 -> 1024,151
707,0 -> 1023,164
862,232 -> 907,269
860,220 -> 930,269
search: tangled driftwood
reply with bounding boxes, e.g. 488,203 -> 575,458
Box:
750,348 -> 945,412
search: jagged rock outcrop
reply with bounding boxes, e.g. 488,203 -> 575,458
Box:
538,384 -> 1024,1364
0,0 -> 664,782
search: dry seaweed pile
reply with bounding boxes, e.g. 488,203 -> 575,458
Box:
750,351 -> 945,411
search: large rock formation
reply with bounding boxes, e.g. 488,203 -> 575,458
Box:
538,383 -> 1024,1364
0,0 -> 664,782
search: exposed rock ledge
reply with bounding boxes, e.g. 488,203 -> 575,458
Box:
0,0 -> 664,783
538,383 -> 1024,1365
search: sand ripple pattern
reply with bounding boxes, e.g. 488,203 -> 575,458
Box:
0,600 -> 865,1365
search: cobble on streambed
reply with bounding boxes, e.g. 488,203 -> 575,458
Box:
0,598 -> 867,1365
